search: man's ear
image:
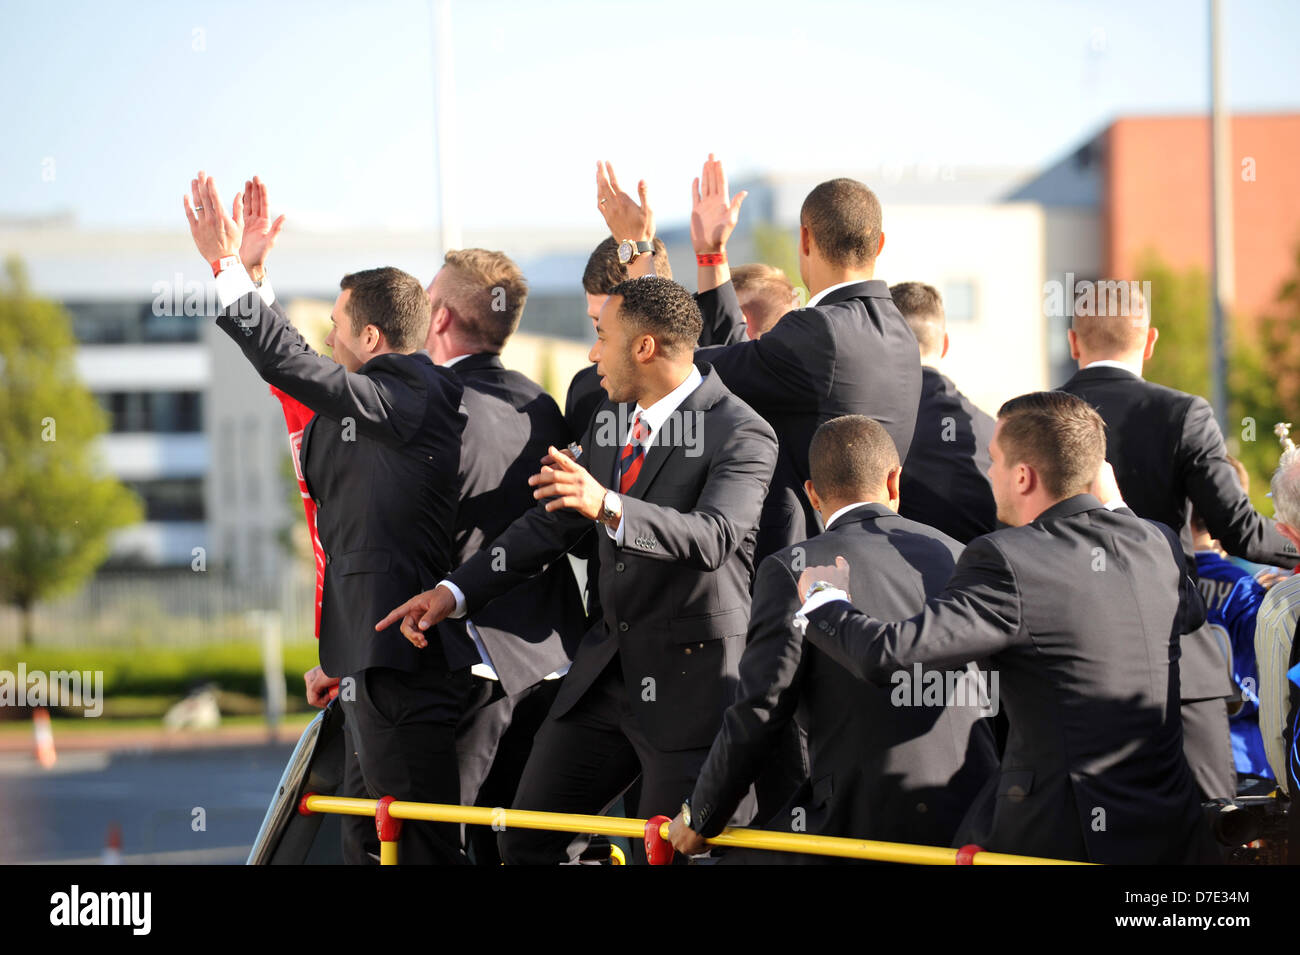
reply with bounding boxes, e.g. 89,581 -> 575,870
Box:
885,466 -> 902,511
799,224 -> 812,257
804,479 -> 822,513
1143,326 -> 1159,360
940,331 -> 950,361
875,231 -> 885,258
363,324 -> 383,353
635,333 -> 657,364
1067,328 -> 1081,361
430,303 -> 452,335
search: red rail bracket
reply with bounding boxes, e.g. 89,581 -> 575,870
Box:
645,815 -> 674,866
375,795 -> 403,844
955,844 -> 983,865
297,792 -> 317,816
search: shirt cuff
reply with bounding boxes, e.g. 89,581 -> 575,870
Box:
605,516 -> 626,546
214,264 -> 276,311
792,588 -> 850,634
436,580 -> 467,619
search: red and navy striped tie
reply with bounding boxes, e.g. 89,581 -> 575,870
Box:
618,413 -> 650,494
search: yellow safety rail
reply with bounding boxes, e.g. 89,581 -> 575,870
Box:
298,793 -> 1091,865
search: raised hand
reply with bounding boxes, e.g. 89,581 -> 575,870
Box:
690,153 -> 746,254
183,170 -> 244,264
596,160 -> 655,242
374,586 -> 458,649
238,175 -> 285,282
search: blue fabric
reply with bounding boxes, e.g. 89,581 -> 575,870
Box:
1195,551 -> 1273,779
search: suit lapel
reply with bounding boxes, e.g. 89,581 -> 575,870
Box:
624,368 -> 721,499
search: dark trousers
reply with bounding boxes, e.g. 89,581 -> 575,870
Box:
1181,697 -> 1236,801
340,664 -> 472,865
499,657 -> 715,865
456,675 -> 561,865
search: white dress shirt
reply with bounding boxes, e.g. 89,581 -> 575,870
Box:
1082,358 -> 1144,379
605,364 -> 704,546
805,279 -> 865,309
214,263 -> 276,311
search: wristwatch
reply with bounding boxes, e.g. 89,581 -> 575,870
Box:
681,798 -> 693,830
599,489 -> 622,526
804,579 -> 840,602
617,239 -> 654,265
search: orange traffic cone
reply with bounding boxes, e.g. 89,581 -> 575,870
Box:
33,707 -> 56,769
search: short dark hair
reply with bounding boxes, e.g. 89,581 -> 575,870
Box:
339,267 -> 430,351
732,263 -> 796,336
582,236 -> 672,295
607,276 -> 702,358
434,248 -> 528,353
800,178 -> 882,268
808,415 -> 900,502
890,281 -> 945,357
996,391 -> 1105,499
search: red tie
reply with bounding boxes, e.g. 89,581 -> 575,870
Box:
618,413 -> 650,493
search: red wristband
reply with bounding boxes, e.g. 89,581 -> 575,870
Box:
210,255 -> 238,278
696,252 -> 726,266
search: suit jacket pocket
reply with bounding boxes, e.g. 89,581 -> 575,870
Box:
335,548 -> 392,576
668,607 -> 747,644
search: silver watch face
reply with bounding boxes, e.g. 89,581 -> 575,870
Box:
617,240 -> 634,265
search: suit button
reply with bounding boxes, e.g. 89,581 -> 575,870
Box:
615,561 -> 625,572
325,554 -> 331,565
684,648 -> 692,655
817,621 -> 827,631
618,622 -> 629,632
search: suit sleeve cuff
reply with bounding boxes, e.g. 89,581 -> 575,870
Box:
793,588 -> 849,634
436,580 -> 467,619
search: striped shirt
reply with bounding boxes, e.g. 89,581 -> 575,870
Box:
1254,574 -> 1300,793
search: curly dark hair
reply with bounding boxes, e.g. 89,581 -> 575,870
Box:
607,276 -> 702,358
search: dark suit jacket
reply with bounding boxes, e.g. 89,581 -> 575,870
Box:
564,363 -> 606,445
696,280 -> 922,560
445,353 -> 587,696
448,364 -> 779,751
898,367 -> 996,543
689,503 -> 999,851
1059,364 -> 1298,700
803,495 -> 1218,865
215,294 -> 470,678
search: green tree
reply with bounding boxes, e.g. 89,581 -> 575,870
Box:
752,223 -> 808,302
0,257 -> 141,646
1137,249 -> 1296,513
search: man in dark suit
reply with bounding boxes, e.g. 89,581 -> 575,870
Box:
794,392 -> 1219,864
565,235 -> 671,441
378,276 -> 779,864
891,282 -> 996,544
687,157 -> 922,560
667,416 -> 998,861
424,248 -> 587,864
1057,285 -> 1297,801
185,173 -> 473,865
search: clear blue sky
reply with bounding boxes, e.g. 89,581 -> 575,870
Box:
3,0 -> 1297,233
